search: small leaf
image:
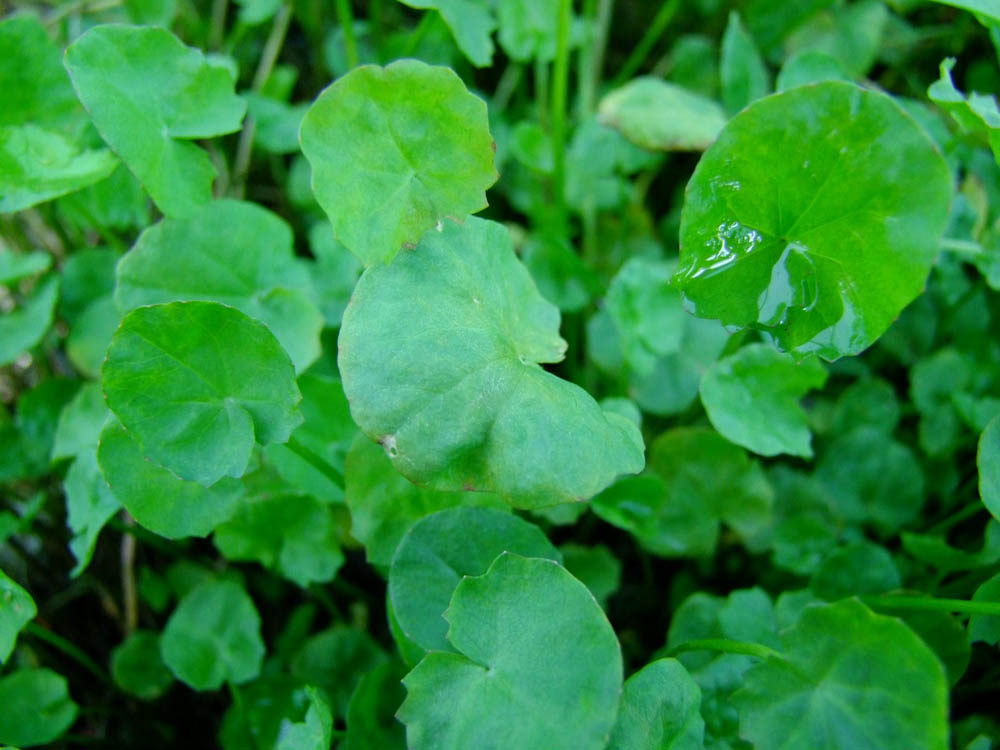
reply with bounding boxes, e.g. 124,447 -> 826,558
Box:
496,0 -> 560,61
299,59 -> 497,266
733,599 -> 949,750
160,580 -> 265,690
606,658 -> 704,750
339,217 -> 644,507
0,668 -> 78,747
344,661 -> 407,750
64,447 -> 121,577
810,541 -> 901,600
978,414 -> 1000,521
700,343 -> 827,458
0,571 -> 36,665
398,554 -> 623,750
111,630 -> 173,700
598,78 -> 727,151
558,543 -> 622,610
720,11 -> 770,114
969,571 -> 1000,645
102,301 -> 301,486
64,25 -> 246,217
388,507 -> 560,653
929,57 -> 1000,164
0,275 -> 59,368
398,0 -> 496,67
290,627 -> 387,717
675,82 -> 952,359
275,687 -> 334,750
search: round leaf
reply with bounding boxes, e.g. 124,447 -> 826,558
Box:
733,598 -> 949,750
102,301 -> 301,486
398,553 -> 623,750
338,217 -> 644,507
700,343 -> 828,458
0,668 -> 78,747
111,630 -> 173,700
299,59 -> 497,266
607,658 -> 704,750
389,506 -> 560,653
160,580 -> 265,690
675,82 -> 952,359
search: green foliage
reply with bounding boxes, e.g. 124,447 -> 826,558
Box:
606,658 -> 704,750
0,669 -> 78,747
0,572 -> 34,665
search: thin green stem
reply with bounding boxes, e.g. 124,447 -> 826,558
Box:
940,237 -> 983,256
336,0 -> 360,69
228,680 -> 259,750
926,500 -> 985,535
403,11 -> 436,57
864,594 -> 1000,617
45,0 -> 123,27
612,0 -> 681,87
534,57 -> 550,128
210,0 -> 229,50
550,0 -> 572,231
24,623 -> 111,684
666,638 -> 782,661
492,61 -> 524,114
285,436 -> 346,490
577,0 -> 614,118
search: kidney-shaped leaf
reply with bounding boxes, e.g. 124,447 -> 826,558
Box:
64,24 -> 246,217
102,301 -> 301,486
338,217 -> 644,508
700,343 -> 827,458
389,506 -> 559,653
160,579 -> 265,691
607,658 -> 704,750
300,59 -> 497,266
398,553 -> 623,750
733,598 -> 948,750
0,668 -> 78,747
675,81 -> 952,359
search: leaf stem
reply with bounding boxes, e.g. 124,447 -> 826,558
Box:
940,237 -> 983,256
210,0 -> 229,50
863,594 -> 1000,617
666,637 -> 782,661
492,61 -> 524,114
285,436 -> 346,490
335,0 -> 360,69
550,0 -> 572,232
121,513 -> 138,635
24,622 -> 111,684
611,0 -> 681,87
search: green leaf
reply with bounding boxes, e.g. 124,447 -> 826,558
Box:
244,93 -> 308,154
398,553 -> 623,750
810,541 -> 901,600
733,598 -> 949,750
345,436 -> 507,571
0,250 -> 50,285
65,294 -> 119,379
290,627 -> 387,717
979,414 -> 1000,521
0,125 -> 118,213
398,1 -> 496,67
558,543 -> 622,610
598,78 -> 727,152
0,274 -> 59,368
116,199 -> 323,373
607,658 -> 704,750
299,60 -> 497,266
275,687 -> 334,750
928,0 -> 1000,23
219,676 -> 311,750
340,218 -> 643,507
720,11 -> 770,115
345,662 -> 407,750
496,0 -> 559,61
700,343 -> 827,458
64,25 -> 246,217
0,571 -> 36,665
675,82 -> 952,359
521,234 -> 601,313
776,51 -> 849,91
830,377 -> 901,436
929,57 -> 1000,165
160,580 -> 265,690
305,223 -> 362,327
784,1 -> 889,78
110,630 -> 173,700
97,421 -> 243,538
388,507 -> 560,653
1,379 -> 78,482
102,301 -> 302,486
768,466 -> 840,576
64,447 -> 121,577
969,571 -> 1000,645
0,669 -> 78,747
593,427 -> 773,557
213,492 -> 344,587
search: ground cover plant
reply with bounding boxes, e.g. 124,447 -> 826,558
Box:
3,0 -> 1000,747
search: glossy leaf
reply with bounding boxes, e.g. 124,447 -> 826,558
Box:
0,275 -> 59,368
733,599 -> 949,750
160,579 -> 265,690
0,669 -> 78,747
398,1 -> 496,67
598,78 -> 727,152
388,507 -> 560,653
299,60 -> 497,266
398,553 -> 623,750
102,301 -> 301,486
64,25 -> 246,217
700,343 -> 827,458
0,571 -> 35,665
344,436 -> 507,571
97,421 -> 243,538
607,658 -> 704,750
338,217 -> 644,507
675,82 -> 952,359
115,200 -> 323,373
111,630 -> 173,700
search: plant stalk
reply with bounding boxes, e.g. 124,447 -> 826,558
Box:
612,0 -> 681,86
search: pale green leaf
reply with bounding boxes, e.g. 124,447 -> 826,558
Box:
64,447 -> 121,577
979,414 -> 1000,521
720,11 -> 770,114
607,658 -> 704,750
0,274 -> 59,368
0,669 -> 78,747
275,687 -> 334,750
398,0 -> 496,67
0,571 -> 35,665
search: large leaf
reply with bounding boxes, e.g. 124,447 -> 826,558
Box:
102,301 -> 301,486
598,78 -> 727,151
160,580 -> 265,690
64,24 -> 245,217
733,599 -> 949,750
398,553 -> 623,750
0,571 -> 35,665
606,658 -> 704,750
338,217 -> 644,507
0,668 -> 78,747
116,200 -> 322,373
299,60 -> 497,266
675,82 -> 952,359
699,343 -> 828,458
388,507 -> 560,653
